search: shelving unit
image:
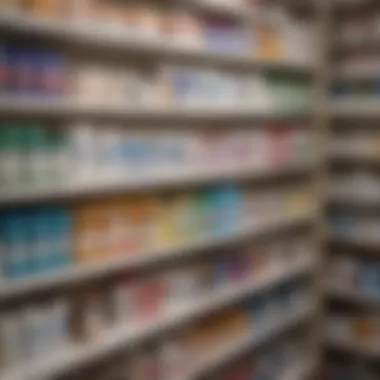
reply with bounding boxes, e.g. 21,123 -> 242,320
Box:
2,258 -> 314,380
0,1 -> 321,380
0,213 -> 314,301
0,100 -> 312,119
0,13 -> 315,73
325,1 -> 380,375
0,163 -> 312,206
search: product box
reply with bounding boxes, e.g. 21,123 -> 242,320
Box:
129,196 -> 157,252
171,192 -> 196,244
74,203 -> 108,263
0,125 -> 26,189
162,264 -> 208,311
130,276 -> 165,322
72,286 -> 110,341
163,9 -> 202,47
0,45 -> 7,93
256,25 -> 282,59
204,186 -> 241,236
2,211 -> 31,279
158,337 -> 185,380
106,199 -> 133,257
32,209 -> 54,274
109,280 -> 133,324
128,344 -> 160,380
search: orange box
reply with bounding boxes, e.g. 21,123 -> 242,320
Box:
352,317 -> 376,342
256,26 -> 282,60
106,198 -> 133,258
19,0 -> 72,18
74,202 -> 108,263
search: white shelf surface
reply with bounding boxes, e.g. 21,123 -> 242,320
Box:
0,163 -> 313,206
0,13 -> 314,74
0,259 -> 313,380
0,97 -> 311,119
0,213 -> 314,300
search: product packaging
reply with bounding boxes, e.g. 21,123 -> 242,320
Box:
2,211 -> 31,278
0,309 -> 24,370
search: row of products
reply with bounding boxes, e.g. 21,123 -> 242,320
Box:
330,211 -> 380,242
329,170 -> 380,199
332,82 -> 380,99
72,64 -> 311,110
0,123 -> 313,189
327,312 -> 380,345
211,335 -> 308,380
0,185 -> 312,280
0,45 -> 64,96
0,44 -> 312,109
0,273 -> 309,374
337,52 -> 380,75
328,10 -> 378,380
64,334 -> 308,380
72,257 -> 308,342
0,0 -> 314,62
329,254 -> 380,297
325,363 -> 378,380
0,207 -> 71,280
339,10 -> 380,42
331,130 -> 380,157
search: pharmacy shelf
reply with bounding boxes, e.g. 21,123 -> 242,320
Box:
190,0 -> 251,18
0,97 -> 311,119
186,305 -> 314,379
329,152 -> 380,164
0,213 -> 314,301
329,193 -> 380,207
333,0 -> 374,10
0,13 -> 314,74
337,36 -> 380,52
333,69 -> 380,82
327,284 -> 380,306
0,259 -> 314,380
326,333 -> 380,359
0,164 -> 313,206
330,233 -> 380,251
280,359 -> 316,380
190,0 -> 300,26
330,99 -> 380,119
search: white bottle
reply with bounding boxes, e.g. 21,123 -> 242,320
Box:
69,123 -> 99,185
97,127 -> 125,183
